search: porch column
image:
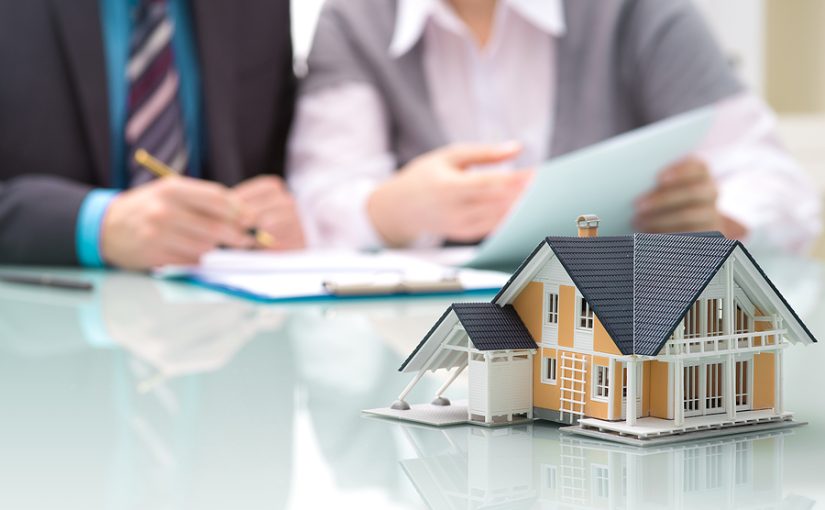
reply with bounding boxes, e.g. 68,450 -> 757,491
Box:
724,259 -> 736,419
674,358 -> 684,427
626,358 -> 637,426
726,353 -> 736,419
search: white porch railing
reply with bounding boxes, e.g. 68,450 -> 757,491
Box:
663,329 -> 786,356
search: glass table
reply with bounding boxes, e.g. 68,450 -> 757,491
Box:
0,255 -> 823,509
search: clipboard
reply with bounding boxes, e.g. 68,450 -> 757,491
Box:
157,250 -> 509,303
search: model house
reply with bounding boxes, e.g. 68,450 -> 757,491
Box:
370,215 -> 817,443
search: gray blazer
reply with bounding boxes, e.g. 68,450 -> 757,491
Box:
301,0 -> 742,168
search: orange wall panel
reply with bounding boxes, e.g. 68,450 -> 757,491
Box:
612,361 -> 622,420
752,307 -> 776,409
753,352 -> 775,410
649,361 -> 670,418
586,355 -> 609,420
512,281 -> 543,342
594,316 -> 622,355
533,347 -> 560,411
641,361 -> 652,417
558,285 -> 575,348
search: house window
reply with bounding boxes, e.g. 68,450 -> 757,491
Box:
735,360 -> 750,407
542,356 -> 557,384
578,297 -> 594,329
735,304 -> 751,335
705,362 -> 724,411
684,301 -> 701,339
593,365 -> 609,400
592,465 -> 609,499
706,298 -> 723,336
546,292 -> 559,324
621,365 -> 641,399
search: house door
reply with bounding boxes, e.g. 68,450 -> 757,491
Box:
620,362 -> 642,420
683,361 -> 726,417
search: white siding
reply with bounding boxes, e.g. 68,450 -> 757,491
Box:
469,353 -> 533,418
487,356 -> 533,416
532,257 -> 573,346
574,292 -> 595,351
469,358 -> 489,415
533,257 -> 574,286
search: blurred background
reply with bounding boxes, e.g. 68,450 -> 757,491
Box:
291,0 -> 825,253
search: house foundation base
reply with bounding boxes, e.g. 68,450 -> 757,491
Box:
363,400 -> 534,428
564,410 -> 803,446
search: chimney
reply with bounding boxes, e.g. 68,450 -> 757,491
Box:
576,214 -> 600,237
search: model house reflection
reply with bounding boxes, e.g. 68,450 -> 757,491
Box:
400,425 -> 813,510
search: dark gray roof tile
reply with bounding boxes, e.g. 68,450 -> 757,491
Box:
452,303 -> 537,351
545,232 -> 737,356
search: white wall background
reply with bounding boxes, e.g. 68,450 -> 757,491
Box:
692,0 -> 765,94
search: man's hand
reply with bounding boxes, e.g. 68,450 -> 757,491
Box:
101,177 -> 254,270
634,158 -> 746,238
231,175 -> 306,251
367,142 -> 533,246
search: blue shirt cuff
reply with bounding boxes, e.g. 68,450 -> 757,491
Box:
76,189 -> 119,267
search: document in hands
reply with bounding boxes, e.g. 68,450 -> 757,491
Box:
467,106 -> 716,269
160,249 -> 509,302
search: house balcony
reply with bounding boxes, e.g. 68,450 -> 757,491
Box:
660,328 -> 786,359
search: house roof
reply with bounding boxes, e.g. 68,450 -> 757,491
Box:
543,233 -> 740,355
452,303 -> 537,351
401,231 -> 818,374
398,303 -> 536,371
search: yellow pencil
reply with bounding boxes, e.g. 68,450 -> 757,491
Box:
133,148 -> 275,248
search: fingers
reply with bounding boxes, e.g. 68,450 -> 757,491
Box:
438,141 -> 522,168
446,170 -> 531,204
156,177 -> 240,222
167,206 -> 255,249
635,204 -> 721,233
233,175 -> 287,202
656,158 -> 712,188
635,179 -> 718,216
634,159 -> 719,234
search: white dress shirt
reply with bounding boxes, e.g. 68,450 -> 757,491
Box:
288,0 -> 821,253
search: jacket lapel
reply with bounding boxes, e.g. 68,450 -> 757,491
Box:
191,1 -> 244,185
49,0 -> 111,186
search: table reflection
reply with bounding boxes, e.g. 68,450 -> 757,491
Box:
0,253 -> 822,509
399,424 -> 814,510
0,274 -> 440,509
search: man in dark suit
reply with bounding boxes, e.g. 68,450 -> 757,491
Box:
0,0 -> 303,269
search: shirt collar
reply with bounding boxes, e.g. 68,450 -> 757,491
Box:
389,0 -> 566,58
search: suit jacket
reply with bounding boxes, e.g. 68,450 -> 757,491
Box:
0,0 -> 296,265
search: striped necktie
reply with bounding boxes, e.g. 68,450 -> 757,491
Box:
125,0 -> 189,186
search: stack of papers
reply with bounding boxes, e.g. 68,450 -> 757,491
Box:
158,249 -> 509,302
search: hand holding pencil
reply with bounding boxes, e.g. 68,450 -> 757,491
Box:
97,149 -> 297,270
134,149 -> 275,247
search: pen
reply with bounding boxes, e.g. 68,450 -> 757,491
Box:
133,149 -> 275,248
0,273 -> 94,291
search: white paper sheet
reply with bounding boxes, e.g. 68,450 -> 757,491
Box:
158,249 -> 509,301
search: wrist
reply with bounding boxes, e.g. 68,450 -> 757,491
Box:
76,189 -> 120,267
366,179 -> 422,248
